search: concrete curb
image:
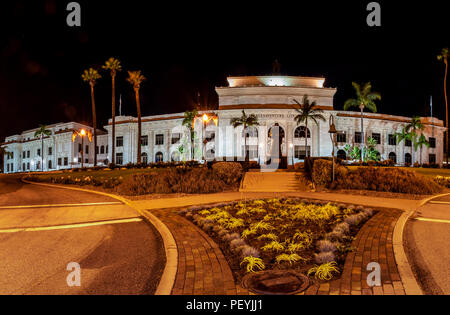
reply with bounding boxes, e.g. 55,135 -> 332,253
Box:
393,192 -> 450,295
21,178 -> 177,295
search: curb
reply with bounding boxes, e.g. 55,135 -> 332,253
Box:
20,178 -> 177,295
393,192 -> 450,295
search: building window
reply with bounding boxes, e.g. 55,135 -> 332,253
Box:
388,134 -> 396,146
294,145 -> 310,159
241,145 -> 258,159
337,150 -> 347,160
405,153 -> 412,165
27,162 -> 30,170
78,143 -> 82,153
116,153 -> 123,165
22,163 -> 25,170
84,158 -> 88,164
429,154 -> 436,164
85,145 -> 89,154
106,145 -> 109,154
64,157 -> 68,166
337,133 -> 346,143
389,152 -> 397,163
354,132 -> 362,144
58,158 -> 62,166
405,139 -> 412,147
429,137 -> 436,148
10,152 -> 13,159
23,151 -> 26,159
142,152 -> 148,164
243,127 -> 258,138
171,133 -> 181,144
27,151 -> 30,158
37,149 -> 41,157
96,146 -> 99,154
206,132 -> 215,142
36,161 -> 40,170
7,164 -> 9,172
48,160 -> 52,169
100,145 -> 105,154
155,151 -> 163,162
371,133 -> 381,144
294,126 -> 310,139
141,135 -> 148,146
10,164 -> 13,172
155,134 -> 164,145
116,136 -> 123,147
48,147 -> 52,155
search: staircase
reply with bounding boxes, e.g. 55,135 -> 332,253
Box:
239,171 -> 309,192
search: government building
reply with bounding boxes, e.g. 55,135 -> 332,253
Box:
2,75 -> 445,173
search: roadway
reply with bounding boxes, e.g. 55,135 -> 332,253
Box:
0,174 -> 165,295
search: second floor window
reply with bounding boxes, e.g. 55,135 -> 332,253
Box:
141,135 -> 148,146
371,133 -> 381,144
48,147 -> 52,155
405,139 -> 412,147
171,133 -> 181,144
429,137 -> 436,148
388,134 -> 396,146
85,145 -> 89,154
155,134 -> 164,145
64,157 -> 68,166
337,133 -> 346,143
37,149 -> 41,156
27,151 -> 30,158
116,136 -> 123,147
354,132 -> 362,144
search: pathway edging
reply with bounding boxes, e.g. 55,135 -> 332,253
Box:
20,178 -> 177,295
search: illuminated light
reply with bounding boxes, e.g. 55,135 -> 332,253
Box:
80,129 -> 86,136
74,158 -> 78,163
289,143 -> 293,148
202,114 -> 209,122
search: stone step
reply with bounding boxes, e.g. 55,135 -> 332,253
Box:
239,172 -> 309,192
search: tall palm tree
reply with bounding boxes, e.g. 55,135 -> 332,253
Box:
182,109 -> 199,160
82,68 -> 102,166
344,82 -> 381,162
34,125 -> 51,171
230,110 -> 259,163
293,95 -> 326,159
415,133 -> 430,165
405,116 -> 424,166
127,70 -> 146,164
102,57 -> 122,165
438,48 -> 449,165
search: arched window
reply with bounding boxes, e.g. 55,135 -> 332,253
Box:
141,152 -> 148,164
388,152 -> 397,163
243,126 -> 258,138
268,124 -> 285,139
100,145 -> 105,154
405,153 -> 412,165
294,126 -> 311,139
206,149 -> 215,161
155,152 -> 163,163
171,151 -> 181,162
48,160 -> 52,170
337,150 -> 347,160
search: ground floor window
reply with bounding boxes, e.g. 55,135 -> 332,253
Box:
36,161 -> 40,170
64,157 -> 68,166
294,145 -> 310,160
141,152 -> 148,164
389,152 -> 397,163
337,150 -> 347,160
27,162 -> 30,170
429,154 -> 436,164
7,164 -> 9,172
48,160 -> 52,169
116,153 -> 123,165
155,152 -> 163,162
58,158 -> 62,166
22,163 -> 25,171
405,153 -> 412,164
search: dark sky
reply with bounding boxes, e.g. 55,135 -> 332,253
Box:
0,0 -> 448,141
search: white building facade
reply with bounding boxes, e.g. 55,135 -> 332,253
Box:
2,75 -> 445,173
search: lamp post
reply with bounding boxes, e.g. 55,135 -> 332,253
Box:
202,114 -> 208,162
72,128 -> 91,168
328,115 -> 337,183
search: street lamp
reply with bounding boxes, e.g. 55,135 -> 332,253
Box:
72,128 -> 92,168
328,115 -> 337,183
198,113 -> 218,162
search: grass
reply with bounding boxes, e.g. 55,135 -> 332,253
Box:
28,168 -> 158,181
347,166 -> 450,178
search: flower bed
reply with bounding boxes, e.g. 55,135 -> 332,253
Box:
179,198 -> 374,283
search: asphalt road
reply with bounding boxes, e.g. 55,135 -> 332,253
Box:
0,174 -> 165,295
405,195 -> 450,295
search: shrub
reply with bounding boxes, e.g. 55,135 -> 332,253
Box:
337,167 -> 442,195
230,238 -> 246,250
312,159 -> 348,187
240,246 -> 260,259
211,162 -> 243,186
317,240 -> 337,252
314,252 -> 336,264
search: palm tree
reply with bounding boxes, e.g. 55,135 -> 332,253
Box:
415,133 -> 430,165
182,109 -> 199,160
127,70 -> 146,164
396,127 -> 412,165
293,95 -> 326,159
405,116 -> 425,166
102,57 -> 122,165
230,110 -> 259,163
344,82 -> 381,162
82,68 -> 102,166
34,125 -> 52,171
438,48 -> 449,165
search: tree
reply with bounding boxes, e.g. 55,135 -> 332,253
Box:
365,137 -> 380,161
230,110 -> 259,163
34,125 -> 51,171
102,57 -> 122,165
293,95 -> 326,158
415,133 -> 430,165
0,146 -> 9,173
82,68 -> 101,166
182,109 -> 199,160
344,82 -> 381,162
127,70 -> 146,164
396,127 -> 413,165
438,48 -> 449,165
405,116 -> 424,166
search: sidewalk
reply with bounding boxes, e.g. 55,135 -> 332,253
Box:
131,191 -> 418,295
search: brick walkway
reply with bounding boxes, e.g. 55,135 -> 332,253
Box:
149,206 -> 405,295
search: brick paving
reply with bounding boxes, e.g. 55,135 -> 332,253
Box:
150,206 -> 405,295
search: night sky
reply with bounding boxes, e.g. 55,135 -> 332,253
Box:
0,0 -> 448,141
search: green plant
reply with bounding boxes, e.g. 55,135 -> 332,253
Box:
250,221 -> 274,232
307,261 -> 340,280
230,110 -> 260,163
257,233 -> 279,242
261,241 -> 285,252
275,253 -> 305,265
240,256 -> 265,273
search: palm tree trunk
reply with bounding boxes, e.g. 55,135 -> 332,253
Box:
111,75 -> 116,165
360,105 -> 364,162
444,60 -> 448,166
135,88 -> 142,164
244,125 -> 248,163
41,135 -> 44,172
90,84 -> 97,167
191,128 -> 194,160
305,119 -> 309,159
